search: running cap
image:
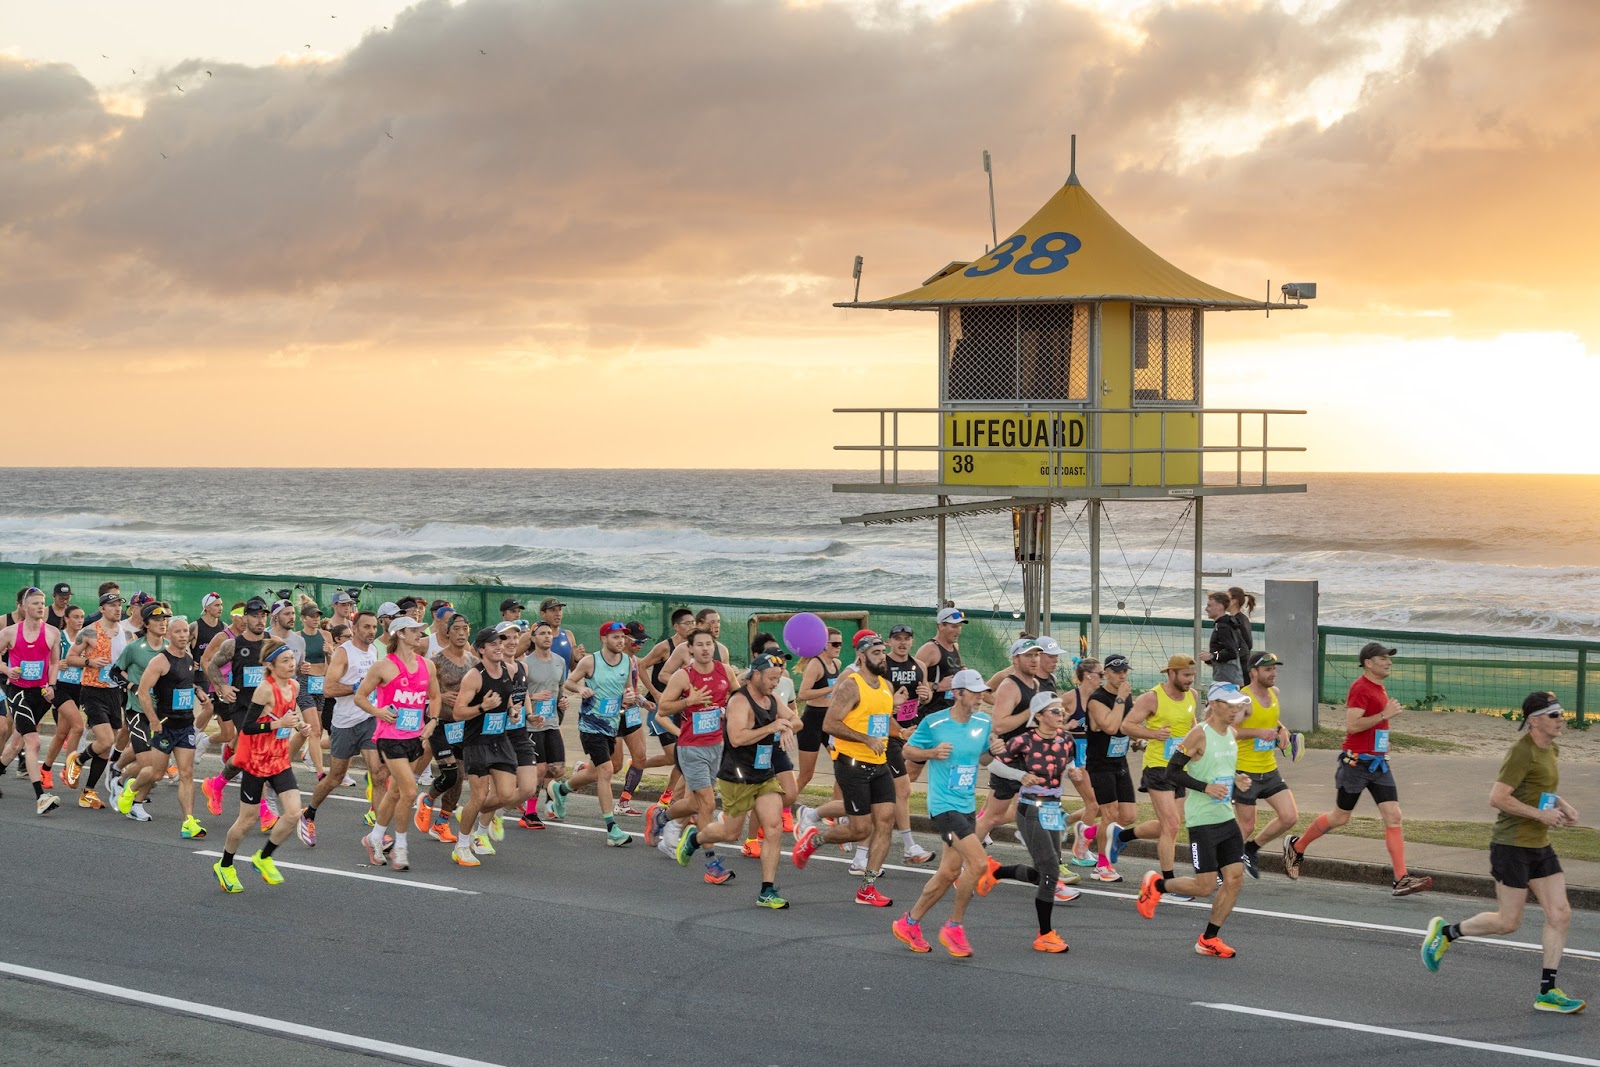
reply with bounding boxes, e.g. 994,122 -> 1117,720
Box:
433,605 -> 456,620
539,597 -> 566,612
1521,691 -> 1564,729
500,598 -> 525,612
330,591 -> 354,605
750,652 -> 786,671
1102,653 -> 1130,672
52,582 -> 70,596
395,596 -> 420,611
853,630 -> 884,650
493,620 -> 521,635
1028,691 -> 1065,715
1036,635 -> 1064,656
472,627 -> 501,649
624,621 -> 649,645
243,596 -> 269,615
388,616 -> 424,635
301,604 -> 322,617
1358,641 -> 1397,663
1009,638 -> 1042,657
143,605 -> 172,620
531,620 -> 555,633
949,668 -> 990,693
1207,681 -> 1251,705
599,621 -> 628,637
887,624 -> 915,637
129,591 -> 156,606
270,599 -> 294,616
99,591 -> 124,605
200,592 -> 222,609
376,601 -> 401,617
1165,653 -> 1197,671
935,607 -> 968,625
1248,651 -> 1283,670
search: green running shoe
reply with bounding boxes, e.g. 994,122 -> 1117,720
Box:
116,782 -> 136,816
1420,916 -> 1450,972
248,852 -> 284,885
546,780 -> 568,820
1534,989 -> 1585,1014
180,815 -> 207,840
213,860 -> 243,894
675,825 -> 698,865
756,886 -> 790,910
607,823 -> 633,847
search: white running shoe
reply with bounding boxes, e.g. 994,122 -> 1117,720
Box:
1054,881 -> 1082,902
194,733 -> 211,762
903,844 -> 936,864
341,772 -> 357,788
126,802 -> 152,823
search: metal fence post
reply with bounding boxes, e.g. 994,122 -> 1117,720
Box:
1577,648 -> 1588,727
1316,627 -> 1327,724
1424,662 -> 1434,707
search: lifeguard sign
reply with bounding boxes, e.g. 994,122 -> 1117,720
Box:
833,145 -> 1310,649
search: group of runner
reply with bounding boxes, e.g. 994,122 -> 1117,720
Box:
0,583 -> 1583,1014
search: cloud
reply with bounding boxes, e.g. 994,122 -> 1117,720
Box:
0,0 -> 1594,366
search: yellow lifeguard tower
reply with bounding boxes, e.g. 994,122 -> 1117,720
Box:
834,148 -> 1310,654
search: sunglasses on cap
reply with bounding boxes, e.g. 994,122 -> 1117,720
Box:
144,606 -> 172,620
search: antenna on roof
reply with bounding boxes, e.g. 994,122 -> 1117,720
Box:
1066,133 -> 1080,186
852,255 -> 864,303
982,150 -> 998,249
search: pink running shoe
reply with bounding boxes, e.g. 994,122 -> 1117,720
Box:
892,913 -> 931,953
202,775 -> 225,817
939,921 -> 973,958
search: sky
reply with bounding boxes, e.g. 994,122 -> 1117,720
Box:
2,0 -> 1597,472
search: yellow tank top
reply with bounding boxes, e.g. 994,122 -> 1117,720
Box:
1141,683 -> 1197,769
832,671 -> 892,765
1235,685 -> 1280,774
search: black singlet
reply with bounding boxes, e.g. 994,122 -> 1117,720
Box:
1084,685 -> 1129,769
718,685 -> 778,785
920,640 -> 962,716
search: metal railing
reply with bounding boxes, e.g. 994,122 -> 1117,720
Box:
833,406 -> 1305,490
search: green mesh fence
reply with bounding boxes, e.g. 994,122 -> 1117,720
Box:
2,561 -> 1588,724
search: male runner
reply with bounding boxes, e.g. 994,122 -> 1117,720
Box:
1235,651 -> 1298,878
1117,654 -> 1199,897
519,619 -> 568,829
114,604 -> 172,822
202,597 -> 274,832
46,582 -> 72,628
547,622 -> 636,847
538,597 -> 584,669
1421,691 -> 1585,1013
657,628 -> 739,884
299,610 -> 385,846
975,638 -> 1043,844
1283,642 -> 1433,896
449,628 -> 514,867
130,614 -> 208,837
64,591 -> 124,808
870,623 -> 935,867
912,607 -> 967,744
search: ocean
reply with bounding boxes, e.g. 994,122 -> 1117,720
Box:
1,468 -> 1597,639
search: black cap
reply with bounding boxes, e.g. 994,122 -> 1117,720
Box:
500,598 -> 525,613
539,597 -> 566,612
396,596 -> 420,611
473,626 -> 501,649
1358,642 -> 1397,664
1248,651 -> 1283,670
52,582 -> 70,597
1521,691 -> 1564,729
243,596 -> 269,615
624,621 -> 649,645
888,624 -> 915,637
1103,653 -> 1130,672
99,591 -> 124,606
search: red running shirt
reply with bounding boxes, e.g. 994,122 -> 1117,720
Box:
236,677 -> 298,778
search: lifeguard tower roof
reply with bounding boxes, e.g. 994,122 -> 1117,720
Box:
836,177 -> 1266,310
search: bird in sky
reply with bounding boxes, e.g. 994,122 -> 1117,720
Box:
174,84 -> 184,92
160,152 -> 168,159
131,68 -> 138,74
205,70 -> 212,76
100,53 -> 109,58
386,131 -> 394,139
479,49 -> 487,54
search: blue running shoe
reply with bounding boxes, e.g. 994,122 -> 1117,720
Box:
704,855 -> 735,884
1106,823 -> 1129,866
646,804 -> 669,849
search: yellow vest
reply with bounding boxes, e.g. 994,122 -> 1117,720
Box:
1236,685 -> 1280,774
832,671 -> 892,765
1141,683 -> 1197,769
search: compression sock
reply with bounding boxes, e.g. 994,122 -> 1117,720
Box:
1204,923 -> 1221,940
1295,813 -> 1332,853
86,754 -> 107,788
1541,968 -> 1558,995
260,839 -> 279,858
623,764 -> 643,796
1443,922 -> 1463,942
1035,898 -> 1053,936
109,747 -> 123,765
996,864 -> 1040,884
1384,824 -> 1408,878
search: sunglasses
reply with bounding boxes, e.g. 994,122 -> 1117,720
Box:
827,641 -> 843,648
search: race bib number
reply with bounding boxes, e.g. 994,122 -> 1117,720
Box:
306,675 -> 324,695
866,714 -> 890,738
1037,800 -> 1064,831
534,698 -> 557,723
691,708 -> 721,735
482,711 -> 507,736
826,676 -> 836,687
1163,737 -> 1180,760
1374,729 -> 1390,753
58,666 -> 82,684
17,659 -> 44,681
950,763 -> 978,794
98,666 -> 112,684
275,726 -> 293,739
1073,738 -> 1087,767
443,721 -> 465,744
754,744 -> 773,770
1106,736 -> 1130,758
395,706 -> 423,732
1213,774 -> 1234,803
171,687 -> 195,711
1254,737 -> 1276,751
242,666 -> 265,688
624,706 -> 642,728
1539,792 -> 1559,811
599,696 -> 621,719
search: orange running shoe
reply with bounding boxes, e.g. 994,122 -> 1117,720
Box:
79,789 -> 105,809
430,821 -> 458,844
742,838 -> 761,858
259,801 -> 277,834
415,796 -> 435,833
40,767 -> 53,789
1033,930 -> 1069,953
782,808 -> 795,835
1195,935 -> 1237,958
64,752 -> 82,788
975,855 -> 1001,897
165,765 -> 179,782
1137,870 -> 1163,920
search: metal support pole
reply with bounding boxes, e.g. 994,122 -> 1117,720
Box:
1089,498 -> 1102,655
1193,497 -> 1205,659
1042,505 -> 1053,637
936,495 -> 948,607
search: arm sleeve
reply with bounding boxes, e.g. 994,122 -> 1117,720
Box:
988,759 -> 1028,782
1165,750 -> 1208,792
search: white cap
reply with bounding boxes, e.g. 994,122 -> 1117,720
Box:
388,616 -> 425,636
936,607 -> 968,625
1028,691 -> 1065,715
1035,636 -> 1063,656
377,602 -> 401,617
201,592 -> 222,609
949,668 -> 989,693
1207,681 -> 1251,705
1008,638 -> 1042,657
493,620 -> 521,634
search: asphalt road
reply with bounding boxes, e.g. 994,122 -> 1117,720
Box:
0,770 -> 1593,1067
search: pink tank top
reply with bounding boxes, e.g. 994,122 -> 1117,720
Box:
8,620 -> 51,688
373,652 -> 431,740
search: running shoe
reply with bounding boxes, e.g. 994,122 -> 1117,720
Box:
855,884 -> 893,908
1534,989 -> 1586,1014
126,802 -> 152,823
1136,870 -> 1163,919
1057,864 -> 1081,886
15,760 -> 30,778
64,752 -> 81,788
452,846 -> 481,867
259,800 -> 277,834
704,857 -> 735,884
791,825 -> 822,869
213,860 -> 243,894
605,824 -> 632,848
363,808 -> 376,827
1393,874 -> 1433,897
1166,890 -> 1195,903
79,789 -> 104,810
1242,846 -> 1260,880
1282,835 -> 1303,881
1287,732 -> 1304,762
362,835 -> 387,867
645,805 -> 668,848
414,796 -> 435,833
1033,930 -> 1069,953
659,789 -> 672,807
341,772 -> 356,788
194,732 -> 211,762
472,833 -> 496,856
297,813 -> 316,847
675,826 -> 700,866
40,767 -> 53,789
848,853 -> 868,876
938,921 -> 972,958
613,798 -> 644,818
107,772 -> 123,799
116,782 -> 135,816
546,780 -> 568,820
1054,882 -> 1081,903
36,793 -> 59,816
742,838 -> 762,859
181,815 -> 207,840
1106,823 -> 1129,866
1195,935 -> 1236,958
903,844 -> 935,865
519,812 -> 546,830
488,814 -> 505,842
892,913 -> 931,952
1070,820 -> 1091,864
417,767 -> 434,788
792,803 -> 821,838
781,808 -> 795,835
1421,916 -> 1451,972
202,775 -> 224,817
248,852 -> 284,885
165,764 -> 179,782
428,822 -> 459,844
364,771 -> 373,803
389,846 -> 409,871
755,886 -> 790,910
975,855 -> 1001,897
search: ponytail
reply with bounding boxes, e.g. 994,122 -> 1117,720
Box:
1228,587 -> 1257,615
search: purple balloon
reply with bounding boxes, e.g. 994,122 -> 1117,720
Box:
783,612 -> 828,659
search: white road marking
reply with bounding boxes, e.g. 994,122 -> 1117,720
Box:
1196,1002 -> 1599,1065
191,850 -> 477,894
0,958 -> 507,1066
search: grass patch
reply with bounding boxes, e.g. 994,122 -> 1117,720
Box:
1302,728 -> 1464,754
